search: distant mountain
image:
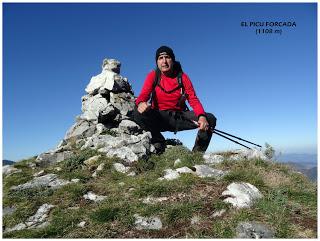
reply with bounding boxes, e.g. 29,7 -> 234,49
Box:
3,160 -> 15,166
276,153 -> 317,182
276,153 -> 317,165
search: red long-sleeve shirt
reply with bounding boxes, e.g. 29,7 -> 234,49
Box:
135,70 -> 206,117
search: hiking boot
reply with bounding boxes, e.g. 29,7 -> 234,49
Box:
153,142 -> 166,154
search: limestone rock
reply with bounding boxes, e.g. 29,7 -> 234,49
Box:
10,174 -> 70,191
83,132 -> 152,163
134,214 -> 162,230
64,119 -> 96,140
141,196 -> 169,204
229,148 -> 267,161
174,158 -> 182,167
222,182 -> 263,208
158,169 -> 180,181
3,165 -> 22,176
35,151 -> 75,167
191,215 -> 201,225
176,167 -> 195,174
203,153 -> 224,164
113,163 -> 130,173
4,204 -> 55,233
210,209 -> 226,218
83,155 -> 101,166
33,170 -> 45,177
118,119 -> 141,135
194,165 -> 226,178
77,221 -> 86,228
92,163 -> 105,177
236,221 -> 275,238
83,191 -> 107,202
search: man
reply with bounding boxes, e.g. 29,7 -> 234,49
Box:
134,46 -> 216,154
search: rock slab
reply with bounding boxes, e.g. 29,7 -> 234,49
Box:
222,182 -> 263,208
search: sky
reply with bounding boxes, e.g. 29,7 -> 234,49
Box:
3,3 -> 318,161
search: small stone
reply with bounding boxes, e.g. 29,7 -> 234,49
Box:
113,162 -> 129,173
127,171 -> 136,176
210,209 -> 226,218
191,215 -> 201,225
142,196 -> 169,204
134,214 -> 162,230
118,182 -> 125,186
174,158 -> 182,167
194,165 -> 226,178
83,191 -> 107,202
71,179 -> 80,183
54,167 -> 62,171
33,170 -> 45,177
84,155 -> 101,166
176,166 -> 194,174
236,221 -> 275,238
158,169 -> 180,181
77,221 -> 86,228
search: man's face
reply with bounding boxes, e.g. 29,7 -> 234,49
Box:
157,53 -> 174,73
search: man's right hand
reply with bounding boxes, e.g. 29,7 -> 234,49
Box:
137,102 -> 151,113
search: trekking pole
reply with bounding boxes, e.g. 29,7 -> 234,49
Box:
214,129 -> 262,148
190,120 -> 260,149
212,130 -> 252,150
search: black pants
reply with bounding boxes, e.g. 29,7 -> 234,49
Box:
133,107 -> 217,152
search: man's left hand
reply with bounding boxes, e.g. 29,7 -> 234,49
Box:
198,116 -> 209,131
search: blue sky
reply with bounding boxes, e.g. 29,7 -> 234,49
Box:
3,3 -> 317,161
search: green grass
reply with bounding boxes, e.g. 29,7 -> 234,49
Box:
3,146 -> 317,238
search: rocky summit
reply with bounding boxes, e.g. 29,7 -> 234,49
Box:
3,59 -> 317,238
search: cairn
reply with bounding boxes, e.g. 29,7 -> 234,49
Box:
36,58 -> 154,166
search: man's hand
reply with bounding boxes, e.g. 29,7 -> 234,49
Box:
137,102 -> 151,114
198,116 -> 209,131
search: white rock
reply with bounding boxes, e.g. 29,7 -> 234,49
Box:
142,196 -> 169,204
54,167 -> 62,171
134,214 -> 162,230
113,163 -> 130,173
118,119 -> 141,134
10,174 -> 70,191
203,153 -> 224,164
176,166 -> 195,174
127,171 -> 136,176
174,158 -> 182,167
194,165 -> 226,178
71,179 -> 80,183
4,223 -> 27,233
33,170 -> 45,177
158,169 -> 180,181
85,69 -> 116,94
222,182 -> 263,208
236,221 -> 275,238
26,204 -> 55,227
210,209 -> 226,218
83,191 -> 107,202
191,215 -> 201,225
84,155 -> 101,166
229,148 -> 267,161
3,165 -> 22,176
5,204 -> 55,233
77,221 -> 86,228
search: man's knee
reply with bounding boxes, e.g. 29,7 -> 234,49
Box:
206,113 -> 217,128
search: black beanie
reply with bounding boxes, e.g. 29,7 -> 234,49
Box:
155,46 -> 175,62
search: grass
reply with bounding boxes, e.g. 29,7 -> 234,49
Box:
3,146 -> 317,238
